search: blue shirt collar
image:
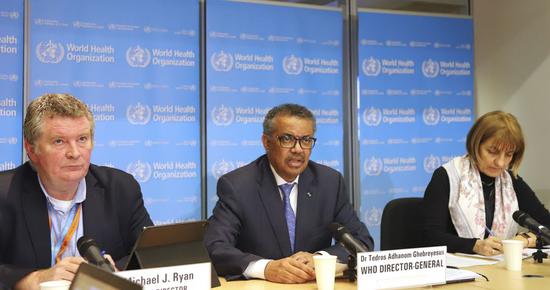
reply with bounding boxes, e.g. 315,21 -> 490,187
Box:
38,176 -> 87,212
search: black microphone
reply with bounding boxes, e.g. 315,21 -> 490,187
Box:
512,210 -> 550,244
77,236 -> 115,272
328,223 -> 369,256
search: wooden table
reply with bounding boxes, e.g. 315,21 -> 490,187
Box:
217,258 -> 550,289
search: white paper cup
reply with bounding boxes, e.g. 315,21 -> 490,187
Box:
502,239 -> 523,271
314,255 -> 337,290
39,280 -> 71,290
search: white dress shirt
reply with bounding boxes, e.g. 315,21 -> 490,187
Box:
242,164 -> 299,279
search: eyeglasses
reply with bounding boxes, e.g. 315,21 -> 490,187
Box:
273,134 -> 316,149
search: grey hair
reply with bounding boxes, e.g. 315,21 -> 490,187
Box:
24,93 -> 95,145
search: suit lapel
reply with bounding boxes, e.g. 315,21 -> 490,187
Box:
256,157 -> 292,257
21,170 -> 51,267
294,166 -> 315,251
82,170 -> 106,246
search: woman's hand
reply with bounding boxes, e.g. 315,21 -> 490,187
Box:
512,232 -> 535,248
473,236 -> 503,256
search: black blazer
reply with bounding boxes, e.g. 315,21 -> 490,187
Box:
0,162 -> 153,288
204,155 -> 373,279
423,167 -> 550,253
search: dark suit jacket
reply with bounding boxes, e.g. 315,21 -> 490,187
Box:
0,162 -> 153,288
204,155 -> 373,279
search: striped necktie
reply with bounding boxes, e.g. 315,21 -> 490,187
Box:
279,183 -> 296,252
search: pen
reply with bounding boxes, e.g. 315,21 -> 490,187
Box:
485,226 -> 495,237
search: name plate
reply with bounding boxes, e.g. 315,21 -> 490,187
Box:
117,262 -> 211,290
357,246 -> 446,290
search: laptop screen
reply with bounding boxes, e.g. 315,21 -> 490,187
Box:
124,220 -> 220,287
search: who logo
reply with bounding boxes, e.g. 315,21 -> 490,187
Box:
423,154 -> 441,173
211,105 -> 234,126
126,102 -> 152,125
35,40 -> 64,64
364,207 -> 383,227
282,55 -> 303,75
362,57 -> 381,76
363,107 -> 382,127
126,45 -> 151,68
364,157 -> 383,176
127,160 -> 152,183
423,107 -> 440,126
210,51 -> 234,72
212,159 -> 235,179
422,59 -> 439,78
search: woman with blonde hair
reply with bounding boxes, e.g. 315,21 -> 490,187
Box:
423,111 -> 550,256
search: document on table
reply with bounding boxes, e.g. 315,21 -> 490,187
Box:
445,268 -> 479,284
447,248 -> 544,268
335,262 -> 347,274
446,253 -> 499,267
523,248 -> 550,257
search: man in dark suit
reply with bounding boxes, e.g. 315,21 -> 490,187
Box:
0,93 -> 152,289
205,103 -> 373,283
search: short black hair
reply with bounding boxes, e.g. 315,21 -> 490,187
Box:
262,103 -> 316,135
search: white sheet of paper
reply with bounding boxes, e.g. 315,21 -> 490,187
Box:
448,248 -> 539,268
446,253 -> 498,268
445,268 -> 479,283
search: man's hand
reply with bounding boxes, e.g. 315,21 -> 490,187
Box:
291,251 -> 315,267
15,256 -> 85,290
473,236 -> 503,256
264,252 -> 316,283
104,254 -> 119,271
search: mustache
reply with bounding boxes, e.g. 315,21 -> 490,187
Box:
286,153 -> 305,160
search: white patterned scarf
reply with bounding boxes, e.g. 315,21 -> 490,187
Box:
443,155 -> 519,239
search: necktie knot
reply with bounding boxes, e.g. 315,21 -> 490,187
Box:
279,183 -> 295,197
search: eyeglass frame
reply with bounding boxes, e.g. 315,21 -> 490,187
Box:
269,134 -> 317,149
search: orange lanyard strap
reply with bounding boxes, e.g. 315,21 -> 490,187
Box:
49,204 -> 82,264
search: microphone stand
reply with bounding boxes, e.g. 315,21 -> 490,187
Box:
532,232 -> 548,263
344,254 -> 357,282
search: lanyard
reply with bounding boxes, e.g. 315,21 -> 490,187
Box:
48,203 -> 82,266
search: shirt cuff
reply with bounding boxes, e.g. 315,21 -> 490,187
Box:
243,259 -> 272,280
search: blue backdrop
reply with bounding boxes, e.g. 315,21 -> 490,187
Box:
28,0 -> 201,224
0,0 -> 23,170
206,0 -> 344,213
2,1 -> 475,237
358,11 -> 474,248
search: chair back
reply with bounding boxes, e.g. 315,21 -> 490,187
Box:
380,197 -> 424,251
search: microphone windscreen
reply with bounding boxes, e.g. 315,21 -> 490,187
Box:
327,222 -> 350,241
512,210 -> 526,224
77,236 -> 96,256
76,236 -> 115,272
